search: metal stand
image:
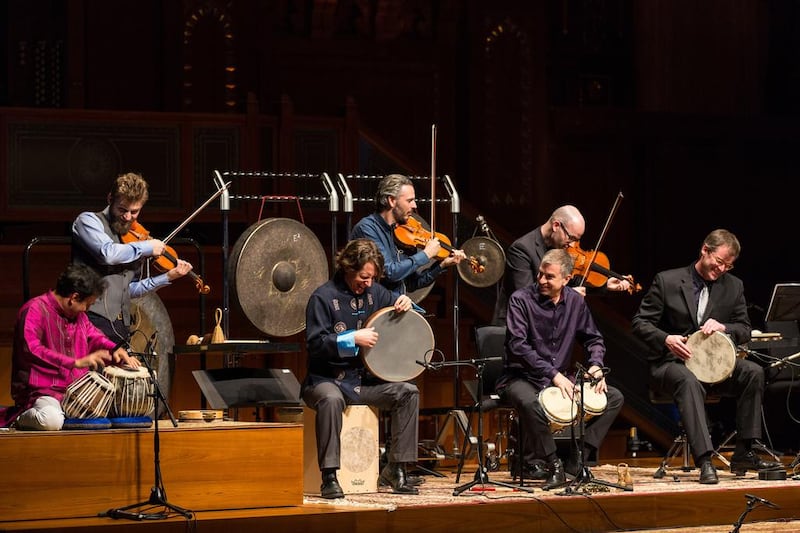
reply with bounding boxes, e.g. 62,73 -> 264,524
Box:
557,372 -> 631,495
100,348 -> 191,521
426,359 -> 532,495
730,494 -> 780,533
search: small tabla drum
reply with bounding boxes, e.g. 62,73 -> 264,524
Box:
104,366 -> 155,418
685,330 -> 738,384
360,307 -> 435,382
579,382 -> 608,422
62,371 -> 115,419
538,386 -> 578,433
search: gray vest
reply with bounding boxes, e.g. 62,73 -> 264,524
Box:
72,211 -> 140,325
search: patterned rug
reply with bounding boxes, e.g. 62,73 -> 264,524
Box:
304,462 -> 800,531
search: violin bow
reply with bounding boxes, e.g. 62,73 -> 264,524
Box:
161,180 -> 231,244
430,123 -> 437,236
576,191 -> 624,288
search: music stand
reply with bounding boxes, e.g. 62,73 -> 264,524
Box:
556,371 -> 631,495
100,347 -> 192,521
441,358 -> 533,495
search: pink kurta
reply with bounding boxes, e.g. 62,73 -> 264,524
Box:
1,291 -> 116,426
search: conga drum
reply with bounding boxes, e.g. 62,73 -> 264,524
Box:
61,371 -> 115,419
360,307 -> 435,382
537,387 -> 578,433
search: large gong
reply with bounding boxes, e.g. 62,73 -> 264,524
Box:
130,292 -> 174,418
228,218 -> 329,337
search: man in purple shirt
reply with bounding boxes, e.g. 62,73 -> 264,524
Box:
497,248 -> 624,489
1,263 -> 139,430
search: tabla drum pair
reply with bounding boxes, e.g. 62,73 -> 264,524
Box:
61,367 -> 155,421
538,383 -> 608,433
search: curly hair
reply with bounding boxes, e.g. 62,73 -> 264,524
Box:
336,238 -> 385,279
109,172 -> 149,204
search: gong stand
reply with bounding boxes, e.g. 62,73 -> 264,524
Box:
214,170 -> 339,339
101,342 -> 191,521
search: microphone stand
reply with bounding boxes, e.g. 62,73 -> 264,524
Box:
730,494 -> 780,533
557,367 -> 631,495
422,359 -> 533,495
100,343 -> 191,521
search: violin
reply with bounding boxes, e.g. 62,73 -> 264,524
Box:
121,220 -> 211,294
567,243 -> 641,294
394,214 -> 486,274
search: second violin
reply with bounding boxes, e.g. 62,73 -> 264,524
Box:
567,243 -> 641,294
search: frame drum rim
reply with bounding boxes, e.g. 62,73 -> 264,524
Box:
360,307 -> 434,382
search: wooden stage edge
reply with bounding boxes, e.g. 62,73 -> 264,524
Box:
2,422 -> 800,533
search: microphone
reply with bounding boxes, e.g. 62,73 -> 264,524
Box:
745,493 -> 780,509
144,330 -> 158,355
769,351 -> 800,368
111,338 -> 129,353
476,215 -> 490,235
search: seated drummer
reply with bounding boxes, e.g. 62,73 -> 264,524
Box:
497,248 -> 624,489
1,263 -> 139,431
302,238 -> 421,499
632,229 -> 781,484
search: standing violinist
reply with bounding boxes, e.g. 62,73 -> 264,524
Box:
351,173 -> 466,300
72,172 -> 193,344
492,205 -> 633,326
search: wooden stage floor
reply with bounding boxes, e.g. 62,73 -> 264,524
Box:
2,422 -> 800,532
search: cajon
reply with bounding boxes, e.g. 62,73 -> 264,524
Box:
303,405 -> 379,495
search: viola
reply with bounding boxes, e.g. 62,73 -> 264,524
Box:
567,243 -> 641,294
121,221 -> 211,294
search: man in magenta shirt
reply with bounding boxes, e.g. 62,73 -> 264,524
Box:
1,263 -> 139,430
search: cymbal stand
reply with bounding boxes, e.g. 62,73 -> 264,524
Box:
557,371 -> 631,495
426,359 -> 532,495
100,347 -> 192,521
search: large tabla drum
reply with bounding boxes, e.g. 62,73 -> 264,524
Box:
104,366 -> 155,418
228,218 -> 329,337
360,307 -> 435,382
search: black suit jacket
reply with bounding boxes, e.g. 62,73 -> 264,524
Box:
631,263 -> 751,365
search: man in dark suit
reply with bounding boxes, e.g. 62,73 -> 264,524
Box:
632,229 -> 782,484
492,205 -> 632,326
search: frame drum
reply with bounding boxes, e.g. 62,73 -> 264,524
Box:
685,330 -> 738,384
360,307 -> 434,382
538,386 -> 578,433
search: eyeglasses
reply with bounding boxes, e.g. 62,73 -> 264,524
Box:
708,251 -> 735,271
557,220 -> 579,243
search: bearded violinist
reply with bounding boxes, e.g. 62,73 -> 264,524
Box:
351,173 -> 466,300
72,172 -> 193,344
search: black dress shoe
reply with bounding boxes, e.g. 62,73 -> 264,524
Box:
512,461 -> 548,481
320,471 -> 345,499
379,463 -> 419,495
542,458 -> 567,490
730,451 -> 784,476
699,461 -> 719,485
379,473 -> 425,486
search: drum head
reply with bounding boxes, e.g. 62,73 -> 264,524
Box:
361,308 -> 434,382
538,387 -> 577,424
228,218 -> 329,337
130,292 -> 174,416
685,330 -> 737,384
580,383 -> 608,415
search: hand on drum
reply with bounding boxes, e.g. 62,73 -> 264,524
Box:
393,294 -> 413,313
112,347 -> 141,369
552,372 -> 576,400
355,326 -> 380,349
585,365 -> 608,394
74,350 -> 113,370
697,318 -> 725,336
